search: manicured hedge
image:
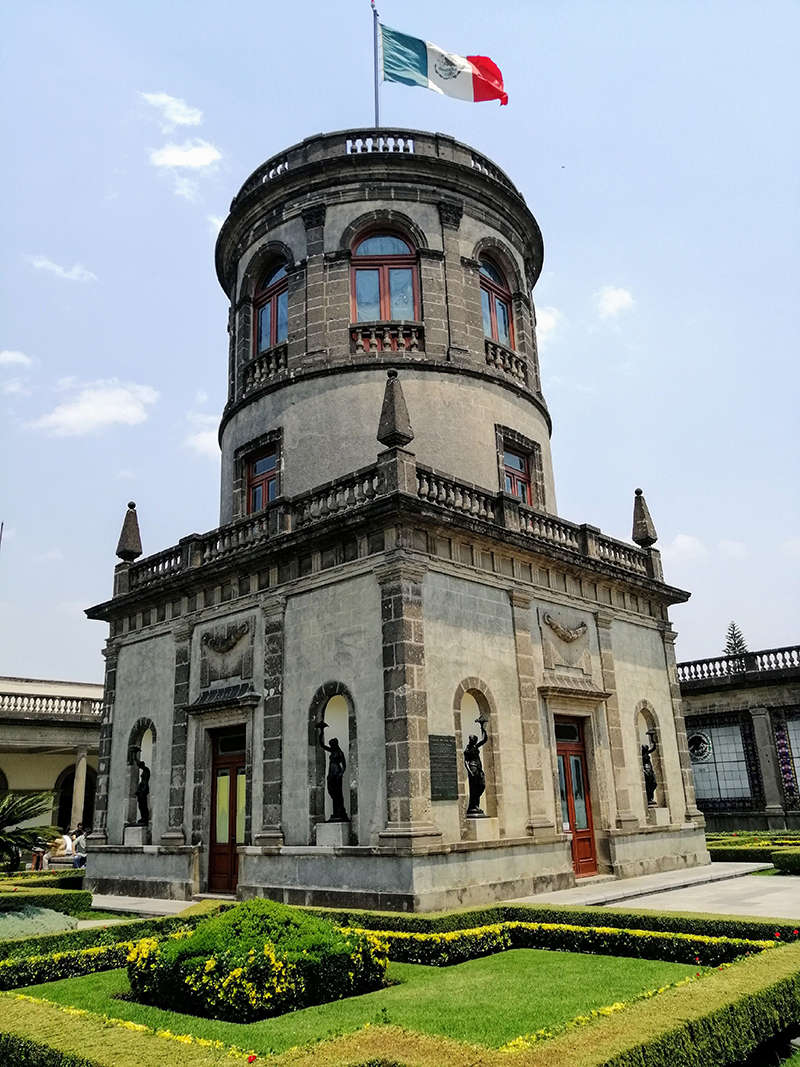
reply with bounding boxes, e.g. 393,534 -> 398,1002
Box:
0,943 -> 133,990
774,848 -> 800,875
360,920 -> 774,968
0,889 -> 92,917
129,899 -> 388,1022
0,870 -> 86,889
309,901 -> 800,943
707,845 -> 780,863
0,1032 -> 99,1067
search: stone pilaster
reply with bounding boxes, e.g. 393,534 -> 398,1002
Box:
508,591 -> 552,834
595,612 -> 639,829
89,641 -> 118,843
162,622 -> 193,845
256,596 -> 286,846
659,624 -> 703,822
375,559 -> 441,849
438,199 -> 468,360
302,202 -> 327,357
750,708 -> 785,825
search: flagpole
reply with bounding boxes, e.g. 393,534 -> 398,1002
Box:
371,0 -> 380,127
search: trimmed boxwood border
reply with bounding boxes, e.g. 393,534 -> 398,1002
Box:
0,889 -> 92,917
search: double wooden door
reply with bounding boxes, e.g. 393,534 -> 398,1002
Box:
209,728 -> 247,893
555,718 -> 598,877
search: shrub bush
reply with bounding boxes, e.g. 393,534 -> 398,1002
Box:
0,870 -> 85,890
0,906 -> 77,940
773,847 -> 800,875
128,898 -> 388,1022
359,921 -> 775,968
0,1032 -> 98,1067
707,845 -> 780,863
0,942 -> 133,990
0,888 -> 92,917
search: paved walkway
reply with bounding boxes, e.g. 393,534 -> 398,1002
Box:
89,865 -> 799,922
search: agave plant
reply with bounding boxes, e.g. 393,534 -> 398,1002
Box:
0,791 -> 55,872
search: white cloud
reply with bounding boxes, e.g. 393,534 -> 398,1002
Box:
31,549 -> 64,564
30,379 -> 159,436
207,215 -> 225,236
174,176 -> 199,201
183,413 -> 219,459
141,92 -> 202,132
779,536 -> 800,562
596,286 -> 634,318
535,306 -> 562,343
194,390 -> 209,405
718,539 -> 748,559
116,468 -> 137,481
661,534 -> 708,562
150,140 -> 221,169
2,379 -> 30,396
0,350 -> 33,367
28,256 -> 97,282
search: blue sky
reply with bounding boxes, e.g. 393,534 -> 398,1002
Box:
1,1 -> 798,682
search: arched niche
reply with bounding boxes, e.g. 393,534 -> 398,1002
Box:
635,702 -> 667,813
453,679 -> 502,829
127,718 -> 157,826
307,682 -> 358,843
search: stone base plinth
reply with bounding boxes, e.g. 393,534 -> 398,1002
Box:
315,821 -> 350,848
123,824 -> 152,846
646,807 -> 671,827
466,816 -> 500,841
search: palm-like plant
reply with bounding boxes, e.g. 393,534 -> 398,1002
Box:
0,791 -> 55,872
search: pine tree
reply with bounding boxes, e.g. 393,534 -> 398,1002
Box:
724,621 -> 748,657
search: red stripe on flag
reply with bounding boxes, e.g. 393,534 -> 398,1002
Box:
467,55 -> 508,105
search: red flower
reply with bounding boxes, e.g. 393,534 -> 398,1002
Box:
794,930 -> 798,936
775,932 -> 781,938
248,1058 -> 257,1064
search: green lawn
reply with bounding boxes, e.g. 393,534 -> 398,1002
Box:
22,951 -> 698,1052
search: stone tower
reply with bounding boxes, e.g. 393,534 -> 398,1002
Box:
86,129 -> 707,909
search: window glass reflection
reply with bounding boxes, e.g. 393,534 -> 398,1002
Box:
355,270 -> 381,320
389,268 -> 414,319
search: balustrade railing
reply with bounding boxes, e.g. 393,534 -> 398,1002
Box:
292,466 -> 379,526
484,340 -> 527,384
470,151 -> 516,191
595,535 -> 649,575
416,468 -> 496,522
346,133 -> 415,155
678,645 -> 800,684
0,693 -> 103,718
240,344 -> 288,395
518,506 -> 582,551
129,546 -> 182,590
350,322 -> 423,355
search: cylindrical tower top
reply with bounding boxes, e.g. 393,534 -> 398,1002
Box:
215,129 -> 556,526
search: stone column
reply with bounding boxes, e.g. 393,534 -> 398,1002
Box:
162,622 -> 193,845
69,747 -> 88,829
255,596 -> 286,847
375,559 -> 441,850
508,591 -> 552,834
659,623 -> 703,822
595,612 -> 639,830
438,200 -> 468,361
750,708 -> 786,827
302,202 -> 327,359
89,641 -> 118,844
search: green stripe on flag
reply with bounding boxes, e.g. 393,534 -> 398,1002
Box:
380,24 -> 428,89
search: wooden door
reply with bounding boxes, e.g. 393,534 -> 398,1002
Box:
555,718 -> 598,877
209,728 -> 246,893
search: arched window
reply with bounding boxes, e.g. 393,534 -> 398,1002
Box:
352,233 -> 418,322
480,257 -> 513,348
255,263 -> 288,353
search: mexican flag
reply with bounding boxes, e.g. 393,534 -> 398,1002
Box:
380,24 -> 508,106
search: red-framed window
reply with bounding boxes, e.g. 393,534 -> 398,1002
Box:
351,233 -> 419,322
504,447 -> 531,504
480,258 -> 514,348
247,449 -> 277,512
255,264 -> 288,354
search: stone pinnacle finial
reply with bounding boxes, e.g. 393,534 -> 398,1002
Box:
116,501 -> 143,562
377,369 -> 414,449
632,488 -> 658,548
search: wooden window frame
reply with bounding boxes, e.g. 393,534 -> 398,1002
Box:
503,446 -> 532,505
350,232 -> 419,323
480,259 -> 515,349
246,448 -> 278,514
495,424 -> 545,510
254,265 -> 289,354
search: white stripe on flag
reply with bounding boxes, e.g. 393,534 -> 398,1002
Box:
425,42 -> 475,101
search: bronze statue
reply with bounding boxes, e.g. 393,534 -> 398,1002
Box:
641,730 -> 658,807
464,715 -> 489,815
314,721 -> 349,822
131,747 -> 151,824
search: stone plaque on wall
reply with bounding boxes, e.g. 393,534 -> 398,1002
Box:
429,735 -> 459,801
200,617 -> 254,687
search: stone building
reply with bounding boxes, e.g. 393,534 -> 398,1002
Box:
679,645 -> 800,831
0,676 -> 102,830
85,129 -> 708,909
